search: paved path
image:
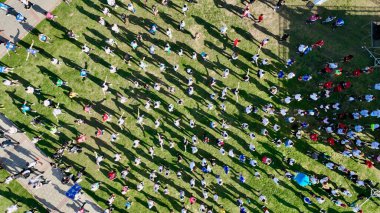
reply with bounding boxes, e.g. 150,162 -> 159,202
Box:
0,0 -> 62,58
0,114 -> 103,213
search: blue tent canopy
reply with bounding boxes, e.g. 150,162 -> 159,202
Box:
66,183 -> 82,199
294,173 -> 310,187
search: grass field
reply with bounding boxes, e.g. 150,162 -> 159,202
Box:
0,0 -> 380,212
0,169 -> 45,211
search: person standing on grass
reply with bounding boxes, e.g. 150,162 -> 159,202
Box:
260,38 -> 270,47
179,20 -> 185,31
182,4 -> 189,16
5,41 -> 18,54
125,197 -> 133,209
6,203 -> 20,213
241,6 -> 253,19
256,14 -> 264,23
94,152 -> 104,170
0,66 -> 14,73
45,11 -> 58,20
26,40 -> 39,61
147,198 -> 155,209
220,24 -> 228,37
233,38 -> 241,48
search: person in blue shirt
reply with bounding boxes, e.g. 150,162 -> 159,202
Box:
26,40 -> 39,61
277,70 -> 285,79
80,69 -> 87,77
240,206 -> 247,213
80,68 -> 89,80
149,24 -> 157,35
201,166 -> 208,173
38,34 -> 50,43
6,41 -> 17,55
16,13 -> 27,23
0,66 -> 14,73
239,154 -> 246,163
223,165 -> 229,174
298,74 -> 312,81
333,18 -> 344,29
303,196 -> 312,205
0,3 -> 12,16
200,52 -> 208,61
125,197 -> 133,209
21,101 -> 33,115
239,173 -> 245,183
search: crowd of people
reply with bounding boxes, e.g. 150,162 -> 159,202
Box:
0,0 -> 379,212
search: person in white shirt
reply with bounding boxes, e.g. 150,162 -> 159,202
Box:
294,94 -> 302,101
283,96 -> 292,104
262,117 -> 269,126
166,28 -> 172,38
91,182 -> 100,191
326,162 -> 335,169
251,54 -> 259,65
6,204 -> 19,213
220,25 -> 227,36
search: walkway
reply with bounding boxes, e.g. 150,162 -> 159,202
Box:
0,0 -> 62,58
0,114 -> 103,212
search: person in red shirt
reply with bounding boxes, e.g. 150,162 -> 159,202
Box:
312,40 -> 324,49
334,85 -> 343,92
262,156 -> 272,165
337,123 -> 348,132
108,170 -> 117,180
96,128 -> 104,137
320,65 -> 332,74
341,81 -> 351,89
233,38 -> 241,48
102,113 -> 110,122
364,159 -> 374,168
321,81 -> 333,89
310,133 -> 318,141
257,14 -> 264,23
77,134 -> 87,143
327,137 -> 335,146
352,69 -> 361,77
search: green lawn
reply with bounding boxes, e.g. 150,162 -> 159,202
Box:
0,0 -> 379,212
0,169 -> 45,212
